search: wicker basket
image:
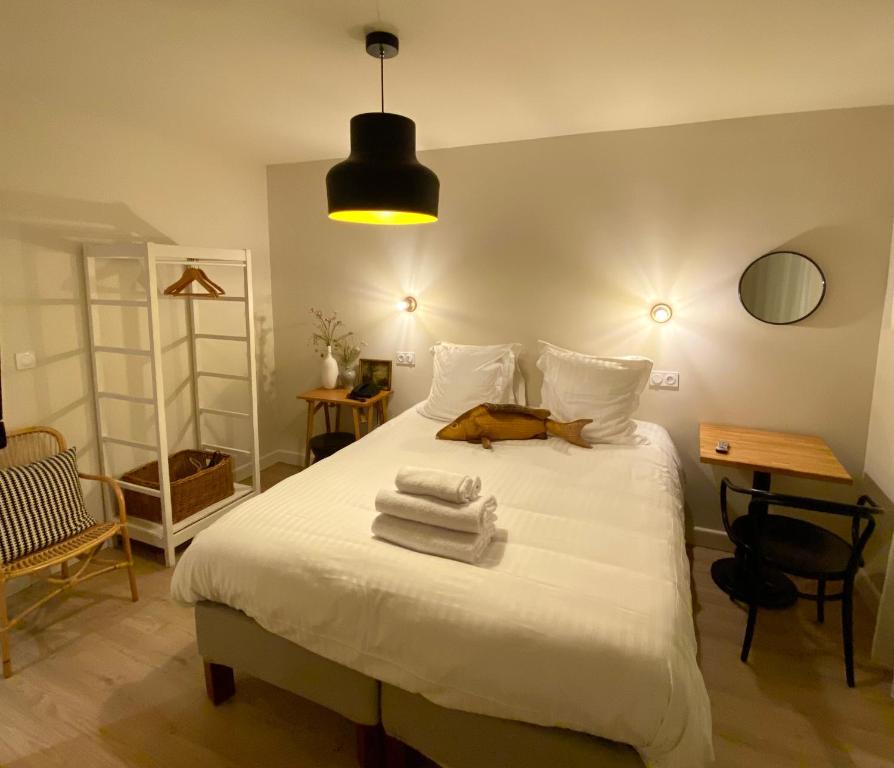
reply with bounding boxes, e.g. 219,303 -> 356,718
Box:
121,450 -> 234,524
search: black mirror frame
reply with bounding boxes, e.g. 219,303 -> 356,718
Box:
738,250 -> 826,326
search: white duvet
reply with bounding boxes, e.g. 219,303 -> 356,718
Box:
171,408 -> 713,768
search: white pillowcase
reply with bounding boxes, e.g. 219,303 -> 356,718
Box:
417,341 -> 521,422
536,341 -> 653,445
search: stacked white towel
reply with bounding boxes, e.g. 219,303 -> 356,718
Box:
372,467 -> 497,564
374,489 -> 496,533
394,465 -> 482,504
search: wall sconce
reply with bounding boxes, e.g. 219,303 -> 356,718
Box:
650,303 -> 672,323
396,296 -> 418,312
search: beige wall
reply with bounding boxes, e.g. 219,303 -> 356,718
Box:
0,102 -> 276,519
268,107 -> 894,532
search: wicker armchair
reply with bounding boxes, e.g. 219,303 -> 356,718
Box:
0,427 -> 139,678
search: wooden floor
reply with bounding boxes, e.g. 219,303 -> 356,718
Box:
2,463 -> 892,768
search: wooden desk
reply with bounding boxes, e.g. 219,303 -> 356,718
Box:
699,423 -> 852,485
699,423 -> 852,607
298,388 -> 391,467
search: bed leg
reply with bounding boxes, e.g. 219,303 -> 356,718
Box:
204,660 -> 235,705
355,724 -> 384,768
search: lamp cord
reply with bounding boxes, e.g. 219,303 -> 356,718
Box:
379,48 -> 385,112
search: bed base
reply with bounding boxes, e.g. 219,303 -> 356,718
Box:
381,684 -> 641,768
195,601 -> 643,768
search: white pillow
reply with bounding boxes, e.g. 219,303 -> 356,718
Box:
536,341 -> 652,444
417,341 -> 522,422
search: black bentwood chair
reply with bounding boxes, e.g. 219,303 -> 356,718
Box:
719,478 -> 880,687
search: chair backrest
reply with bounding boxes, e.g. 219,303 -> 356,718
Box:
0,427 -> 67,470
720,477 -> 880,576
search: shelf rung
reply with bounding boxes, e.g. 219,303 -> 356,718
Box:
162,336 -> 189,352
195,333 -> 248,342
89,298 -> 148,307
117,480 -> 161,498
97,391 -> 154,405
156,259 -> 247,268
94,346 -> 151,357
200,407 -> 250,418
102,435 -> 157,450
196,371 -> 249,381
86,254 -> 144,260
203,442 -> 251,456
166,295 -> 246,303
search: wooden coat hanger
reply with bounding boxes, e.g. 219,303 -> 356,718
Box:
163,266 -> 225,298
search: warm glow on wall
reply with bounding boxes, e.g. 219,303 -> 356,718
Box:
396,296 -> 418,312
650,303 -> 672,323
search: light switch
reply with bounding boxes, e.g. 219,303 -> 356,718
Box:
15,351 -> 36,370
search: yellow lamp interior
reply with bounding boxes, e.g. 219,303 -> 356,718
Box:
329,210 -> 437,225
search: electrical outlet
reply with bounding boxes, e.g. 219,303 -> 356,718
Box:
15,351 -> 36,370
649,370 -> 679,390
395,351 -> 416,367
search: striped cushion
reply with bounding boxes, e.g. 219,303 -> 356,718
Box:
0,448 -> 96,564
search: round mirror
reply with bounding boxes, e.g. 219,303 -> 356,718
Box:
739,251 -> 825,325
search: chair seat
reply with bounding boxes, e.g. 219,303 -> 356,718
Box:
1,522 -> 118,577
731,514 -> 852,578
309,431 -> 355,461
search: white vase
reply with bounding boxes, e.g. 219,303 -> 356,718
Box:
321,345 -> 338,389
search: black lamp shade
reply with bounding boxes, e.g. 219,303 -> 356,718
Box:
326,113 -> 439,225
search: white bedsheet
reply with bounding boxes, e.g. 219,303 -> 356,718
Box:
171,408 -> 713,767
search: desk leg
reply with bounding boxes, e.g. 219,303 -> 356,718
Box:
324,404 -> 332,433
710,470 -> 797,609
304,401 -> 315,467
352,408 -> 362,441
336,405 -> 341,432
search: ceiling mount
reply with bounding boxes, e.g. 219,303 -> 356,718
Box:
365,30 -> 399,59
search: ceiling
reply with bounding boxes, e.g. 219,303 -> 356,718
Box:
2,0 -> 894,165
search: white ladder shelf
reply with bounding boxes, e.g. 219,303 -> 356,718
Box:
83,243 -> 261,565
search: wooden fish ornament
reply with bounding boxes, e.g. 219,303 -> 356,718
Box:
436,403 -> 592,450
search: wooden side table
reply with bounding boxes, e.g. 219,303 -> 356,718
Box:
699,422 -> 852,608
297,387 -> 391,467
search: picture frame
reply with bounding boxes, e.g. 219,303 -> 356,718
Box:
359,358 -> 392,390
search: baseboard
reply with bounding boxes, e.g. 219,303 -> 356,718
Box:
6,577 -> 32,597
261,449 -> 302,470
235,450 -> 303,479
6,562 -> 67,597
690,526 -> 734,552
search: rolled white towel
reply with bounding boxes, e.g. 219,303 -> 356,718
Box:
375,489 -> 496,534
395,465 -> 482,504
372,514 -> 495,565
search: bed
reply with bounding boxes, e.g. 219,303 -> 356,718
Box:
171,407 -> 713,768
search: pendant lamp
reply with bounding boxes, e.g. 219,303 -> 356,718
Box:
326,31 -> 439,225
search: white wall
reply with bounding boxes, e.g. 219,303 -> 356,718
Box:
0,102 -> 276,519
864,225 -> 894,639
267,106 -> 894,532
865,227 -> 894,502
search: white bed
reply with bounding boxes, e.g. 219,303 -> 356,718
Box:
171,407 -> 713,768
